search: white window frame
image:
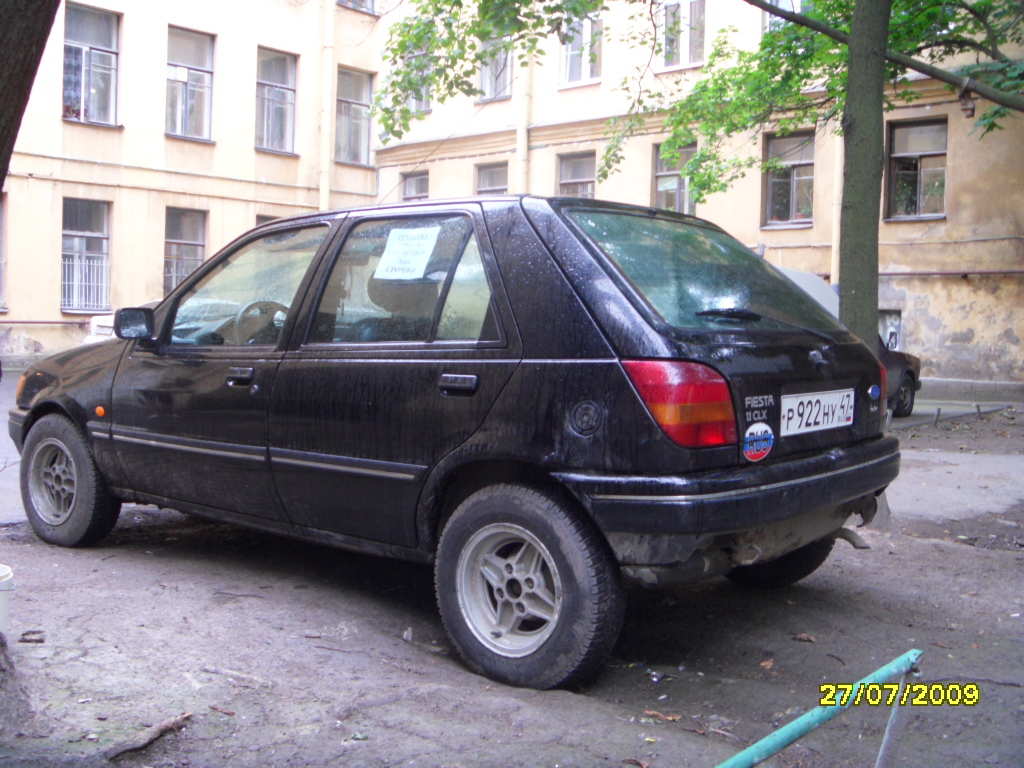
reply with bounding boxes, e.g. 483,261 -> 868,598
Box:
764,0 -> 811,32
405,52 -> 432,114
558,153 -> 596,198
653,144 -> 697,215
166,27 -> 214,140
337,0 -> 375,13
255,47 -> 297,153
336,68 -> 372,165
402,172 -> 429,201
63,4 -> 119,125
164,208 -> 206,296
764,133 -> 815,225
476,163 -> 509,195
886,120 -> 947,219
61,199 -> 111,313
479,40 -> 511,102
562,17 -> 602,86
661,0 -> 705,70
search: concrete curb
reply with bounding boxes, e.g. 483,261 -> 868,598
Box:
921,377 -> 1024,403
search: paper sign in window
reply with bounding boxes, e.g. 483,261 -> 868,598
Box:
374,226 -> 441,280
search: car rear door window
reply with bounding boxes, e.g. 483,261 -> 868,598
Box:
309,215 -> 497,344
170,225 -> 329,346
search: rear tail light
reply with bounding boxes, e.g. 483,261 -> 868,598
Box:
879,362 -> 888,403
622,360 -> 738,448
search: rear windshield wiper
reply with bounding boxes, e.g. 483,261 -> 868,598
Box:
696,307 -> 839,343
695,307 -> 762,322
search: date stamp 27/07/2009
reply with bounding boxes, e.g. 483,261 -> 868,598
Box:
819,682 -> 980,707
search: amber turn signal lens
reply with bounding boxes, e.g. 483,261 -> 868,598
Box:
95,406 -> 106,418
622,359 -> 738,448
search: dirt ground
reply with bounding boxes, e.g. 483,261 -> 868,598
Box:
0,408 -> 1021,768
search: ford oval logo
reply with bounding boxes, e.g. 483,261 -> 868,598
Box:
868,384 -> 881,400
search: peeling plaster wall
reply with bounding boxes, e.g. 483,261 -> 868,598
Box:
881,275 -> 1024,381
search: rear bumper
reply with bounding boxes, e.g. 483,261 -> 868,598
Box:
555,435 -> 900,537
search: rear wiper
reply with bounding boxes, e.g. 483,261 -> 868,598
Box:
696,306 -> 838,343
695,307 -> 761,321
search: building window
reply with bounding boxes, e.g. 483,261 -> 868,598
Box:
167,27 -> 213,140
256,47 -> 296,153
765,0 -> 812,31
402,172 -> 429,201
477,163 -> 509,195
479,40 -> 511,100
63,4 -> 118,124
564,17 -> 601,83
558,153 -> 596,198
653,144 -> 696,214
405,53 -> 431,114
338,0 -> 374,12
337,68 -> 372,165
664,0 -> 705,68
61,198 -> 110,312
887,121 -> 946,218
765,133 -> 814,224
164,208 -> 206,296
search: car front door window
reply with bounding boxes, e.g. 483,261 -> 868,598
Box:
171,226 -> 329,346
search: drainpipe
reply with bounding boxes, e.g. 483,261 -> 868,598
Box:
514,56 -> 534,193
318,0 -> 336,210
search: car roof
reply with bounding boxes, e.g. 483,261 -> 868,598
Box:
253,195 -> 714,231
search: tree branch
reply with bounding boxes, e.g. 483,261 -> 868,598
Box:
910,37 -> 1006,62
741,0 -> 1024,113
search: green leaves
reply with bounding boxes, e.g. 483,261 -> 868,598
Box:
375,0 -> 1021,189
375,0 -> 606,141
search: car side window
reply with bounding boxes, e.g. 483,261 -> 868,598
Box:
309,215 -> 497,344
169,225 -> 329,346
436,236 -> 496,341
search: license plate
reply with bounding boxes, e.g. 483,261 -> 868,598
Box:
781,389 -> 855,436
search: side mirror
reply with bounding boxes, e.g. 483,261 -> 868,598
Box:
114,307 -> 156,342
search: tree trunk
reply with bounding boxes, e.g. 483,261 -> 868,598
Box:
837,0 -> 892,346
0,0 -> 61,192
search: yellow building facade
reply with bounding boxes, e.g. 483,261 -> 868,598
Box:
2,0 -> 385,360
375,1 -> 1024,393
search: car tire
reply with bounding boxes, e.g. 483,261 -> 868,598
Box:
726,535 -> 835,589
435,484 -> 625,689
21,414 -> 121,547
893,374 -> 916,417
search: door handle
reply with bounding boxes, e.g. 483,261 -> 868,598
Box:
438,373 -> 478,395
226,367 -> 255,387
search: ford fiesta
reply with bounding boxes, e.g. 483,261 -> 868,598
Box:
10,197 -> 899,689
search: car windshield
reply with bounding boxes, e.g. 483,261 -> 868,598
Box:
565,209 -> 846,334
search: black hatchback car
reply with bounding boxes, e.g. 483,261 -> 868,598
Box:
10,197 -> 899,689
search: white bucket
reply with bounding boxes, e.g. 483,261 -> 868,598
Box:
0,564 -> 13,637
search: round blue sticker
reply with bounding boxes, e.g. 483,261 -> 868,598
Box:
743,422 -> 775,462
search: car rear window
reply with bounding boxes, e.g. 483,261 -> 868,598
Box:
565,209 -> 845,334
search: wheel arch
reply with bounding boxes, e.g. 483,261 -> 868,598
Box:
22,398 -> 87,443
416,458 -> 594,555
